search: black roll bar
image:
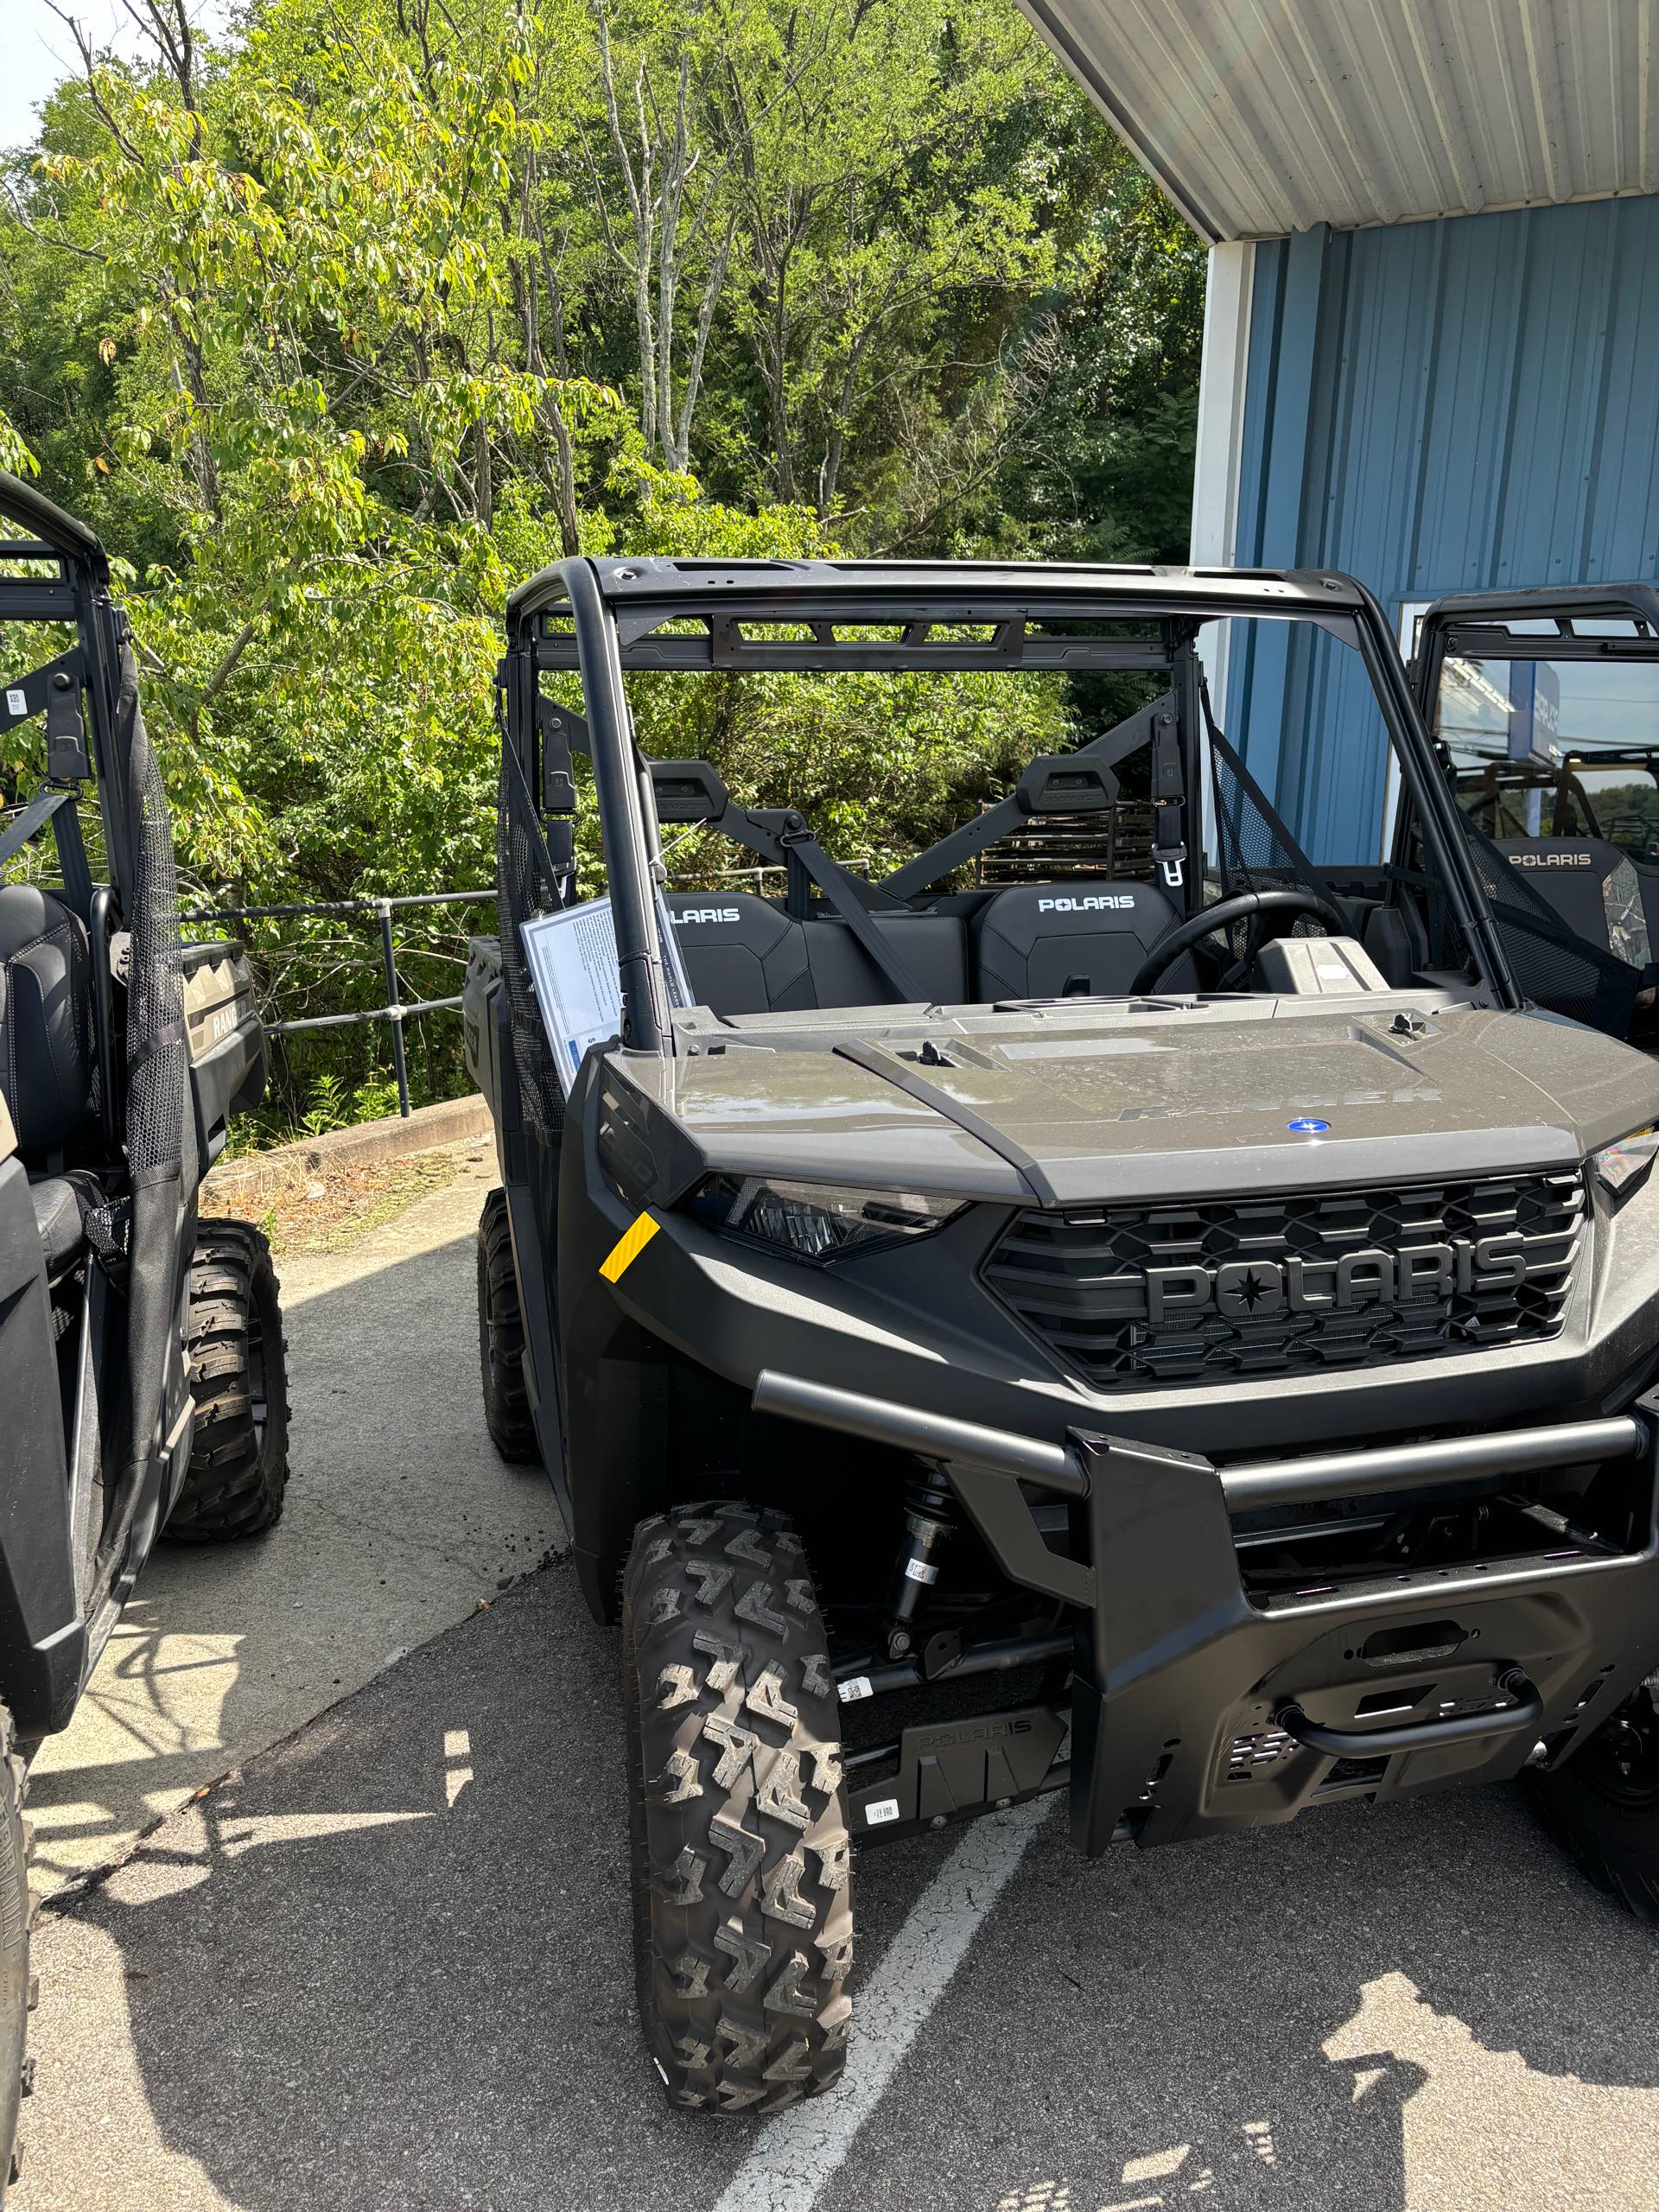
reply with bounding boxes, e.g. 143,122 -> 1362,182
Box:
504,557 -> 1522,1030
0,470 -> 105,565
560,558 -> 668,1055
1350,582 -> 1520,1010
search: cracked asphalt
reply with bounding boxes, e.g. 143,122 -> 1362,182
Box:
22,1152 -> 1659,2211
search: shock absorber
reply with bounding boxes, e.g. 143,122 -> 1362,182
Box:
883,1466 -> 957,1661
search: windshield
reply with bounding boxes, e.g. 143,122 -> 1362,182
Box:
1437,648 -> 1659,863
495,569 -> 1516,1110
1420,627 -> 1659,1021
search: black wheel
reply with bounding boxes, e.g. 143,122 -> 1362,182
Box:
166,1219 -> 291,1541
620,1502 -> 854,2112
0,1704 -> 35,2204
478,1188 -> 539,1465
1529,1682 -> 1659,1916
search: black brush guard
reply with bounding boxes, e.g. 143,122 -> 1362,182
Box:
753,1372 -> 1659,1854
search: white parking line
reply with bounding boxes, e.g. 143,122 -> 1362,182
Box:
712,1796 -> 1055,2212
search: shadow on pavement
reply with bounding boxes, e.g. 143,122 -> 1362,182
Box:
29,1203 -> 561,1894
35,1563 -> 1659,2212
836,1745 -> 1659,2212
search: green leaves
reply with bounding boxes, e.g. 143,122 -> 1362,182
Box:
0,408 -> 36,478
0,0 -> 1198,1130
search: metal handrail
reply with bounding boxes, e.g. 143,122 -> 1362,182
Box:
181,887 -> 498,1118
176,861 -> 880,1118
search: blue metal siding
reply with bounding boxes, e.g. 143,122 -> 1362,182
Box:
1229,193 -> 1659,860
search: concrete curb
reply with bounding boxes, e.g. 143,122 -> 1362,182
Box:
204,1093 -> 493,1205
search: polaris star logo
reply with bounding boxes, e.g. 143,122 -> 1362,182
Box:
1508,852 -> 1591,868
675,906 -> 741,924
1143,1237 -> 1526,1324
1037,894 -> 1135,912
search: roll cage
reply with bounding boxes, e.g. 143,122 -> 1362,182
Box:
0,471 -> 226,1736
0,474 -> 140,915
1409,582 -> 1659,1033
498,556 -> 1518,1060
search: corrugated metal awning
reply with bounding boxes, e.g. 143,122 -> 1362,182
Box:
1020,0 -> 1659,242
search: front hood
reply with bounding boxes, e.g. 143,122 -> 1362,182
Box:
624,1001 -> 1659,1205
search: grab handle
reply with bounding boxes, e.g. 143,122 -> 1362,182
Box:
1274,1669 -> 1541,1758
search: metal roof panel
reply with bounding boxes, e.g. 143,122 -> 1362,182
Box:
1019,0 -> 1659,241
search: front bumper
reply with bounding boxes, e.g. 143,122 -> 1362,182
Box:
754,1370 -> 1659,1855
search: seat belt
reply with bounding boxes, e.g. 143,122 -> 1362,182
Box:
0,785 -> 77,873
778,826 -> 931,1003
1149,705 -> 1187,893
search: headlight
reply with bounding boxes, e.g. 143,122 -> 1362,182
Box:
1592,1126 -> 1659,1201
685,1173 -> 966,1262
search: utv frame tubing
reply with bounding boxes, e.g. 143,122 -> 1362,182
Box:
0,476 -> 135,897
502,556 -> 1523,1062
0,480 -> 139,1737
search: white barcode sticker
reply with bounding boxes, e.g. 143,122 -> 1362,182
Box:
863,1798 -> 901,1827
903,1555 -> 939,1585
837,1675 -> 873,1704
5,690 -> 25,717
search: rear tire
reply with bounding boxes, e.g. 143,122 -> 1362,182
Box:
1529,1682 -> 1659,1916
167,1220 -> 291,1541
621,1502 -> 854,2111
478,1189 -> 539,1465
0,1704 -> 35,2204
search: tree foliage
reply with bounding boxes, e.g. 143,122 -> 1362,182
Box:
0,0 -> 1203,1127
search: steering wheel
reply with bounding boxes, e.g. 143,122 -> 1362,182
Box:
1128,887 -> 1351,996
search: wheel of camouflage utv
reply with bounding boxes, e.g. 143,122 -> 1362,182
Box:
1529,1681 -> 1659,1917
167,1219 -> 291,1541
0,1704 -> 35,2204
621,1502 -> 854,2111
477,1188 -> 538,1465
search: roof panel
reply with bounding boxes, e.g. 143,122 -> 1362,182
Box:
1019,0 -> 1659,239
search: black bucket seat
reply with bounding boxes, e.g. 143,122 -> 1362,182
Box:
0,883 -> 101,1270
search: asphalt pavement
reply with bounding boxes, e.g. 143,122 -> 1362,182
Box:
29,1141 -> 563,1893
23,1154 -> 1659,2211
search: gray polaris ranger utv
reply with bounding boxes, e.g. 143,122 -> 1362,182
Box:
465,554 -> 1659,2113
0,475 -> 289,2190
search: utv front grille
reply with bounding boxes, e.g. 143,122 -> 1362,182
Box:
983,1172 -> 1586,1389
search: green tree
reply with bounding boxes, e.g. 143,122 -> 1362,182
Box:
0,0 -> 1201,1130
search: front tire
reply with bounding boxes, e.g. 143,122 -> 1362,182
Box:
167,1220 -> 291,1541
1529,1682 -> 1659,1916
621,1502 -> 854,2111
478,1189 -> 538,1465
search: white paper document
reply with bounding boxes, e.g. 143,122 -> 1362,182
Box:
520,893 -> 693,1095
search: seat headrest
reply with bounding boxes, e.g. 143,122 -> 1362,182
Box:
972,878 -> 1192,1001
973,880 -> 1179,942
0,882 -> 98,1154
